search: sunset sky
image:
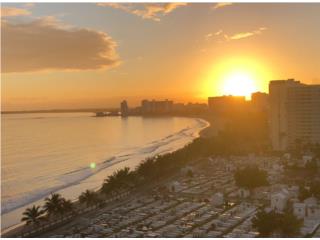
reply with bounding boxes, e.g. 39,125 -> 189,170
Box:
2,3 -> 320,111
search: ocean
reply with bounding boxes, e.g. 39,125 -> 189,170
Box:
1,112 -> 209,230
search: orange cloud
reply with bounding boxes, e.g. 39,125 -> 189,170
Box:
2,17 -> 120,73
212,3 -> 233,10
215,30 -> 223,36
228,27 -> 267,40
205,32 -> 213,40
98,3 -> 188,21
1,7 -> 31,17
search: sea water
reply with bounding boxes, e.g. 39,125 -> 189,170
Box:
1,112 -> 209,230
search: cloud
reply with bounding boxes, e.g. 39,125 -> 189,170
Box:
215,30 -> 223,36
2,17 -> 120,73
205,33 -> 213,40
98,3 -> 188,21
228,27 -> 267,40
205,27 -> 267,43
1,7 -> 31,17
205,30 -> 223,40
212,3 -> 233,10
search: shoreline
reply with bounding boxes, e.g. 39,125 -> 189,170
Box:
1,116 -> 211,237
198,115 -> 220,138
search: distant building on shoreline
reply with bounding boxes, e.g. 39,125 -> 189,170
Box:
120,100 -> 129,117
269,79 -> 320,151
119,99 -> 208,116
141,99 -> 173,114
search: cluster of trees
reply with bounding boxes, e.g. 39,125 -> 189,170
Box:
291,140 -> 320,159
100,139 -> 208,195
298,181 -> 320,201
234,166 -> 269,190
304,158 -> 319,174
79,190 -> 101,207
22,193 -> 74,226
101,167 -> 137,195
21,190 -> 105,226
252,209 -> 303,237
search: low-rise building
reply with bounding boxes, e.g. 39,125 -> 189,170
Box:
293,203 -> 306,219
270,190 -> 289,212
294,197 -> 320,219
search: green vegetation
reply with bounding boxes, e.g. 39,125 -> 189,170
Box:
44,193 -> 66,218
298,185 -> 312,201
186,169 -> 194,178
310,181 -> 320,199
21,193 -> 75,226
290,140 -> 320,159
252,210 -> 303,237
305,158 -> 318,175
79,190 -> 100,207
252,210 -> 279,237
234,166 -> 268,190
101,167 -> 136,195
21,205 -> 45,225
61,199 -> 74,214
280,211 -> 303,237
298,181 -> 320,201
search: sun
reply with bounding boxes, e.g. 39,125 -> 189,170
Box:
203,56 -> 272,100
222,70 -> 258,98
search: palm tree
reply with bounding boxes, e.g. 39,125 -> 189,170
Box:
101,167 -> 135,196
101,174 -> 119,195
43,193 -> 64,218
21,205 -> 45,226
136,158 -> 156,180
79,190 -> 99,207
61,199 -> 74,215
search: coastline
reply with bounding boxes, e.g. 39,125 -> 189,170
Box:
198,115 -> 218,138
198,116 -> 214,138
2,116 -> 210,237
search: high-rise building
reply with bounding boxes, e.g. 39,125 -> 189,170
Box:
208,95 -> 247,116
269,79 -> 320,151
251,92 -> 269,111
120,100 -> 129,117
141,99 -> 173,114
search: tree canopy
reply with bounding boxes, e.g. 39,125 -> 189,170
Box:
234,166 -> 268,190
21,205 -> 45,225
252,210 -> 303,237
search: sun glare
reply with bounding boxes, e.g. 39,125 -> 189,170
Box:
203,57 -> 271,100
222,70 -> 258,98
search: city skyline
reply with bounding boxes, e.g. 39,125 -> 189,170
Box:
2,3 -> 320,111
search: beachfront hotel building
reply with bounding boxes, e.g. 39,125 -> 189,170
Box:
269,79 -> 320,151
